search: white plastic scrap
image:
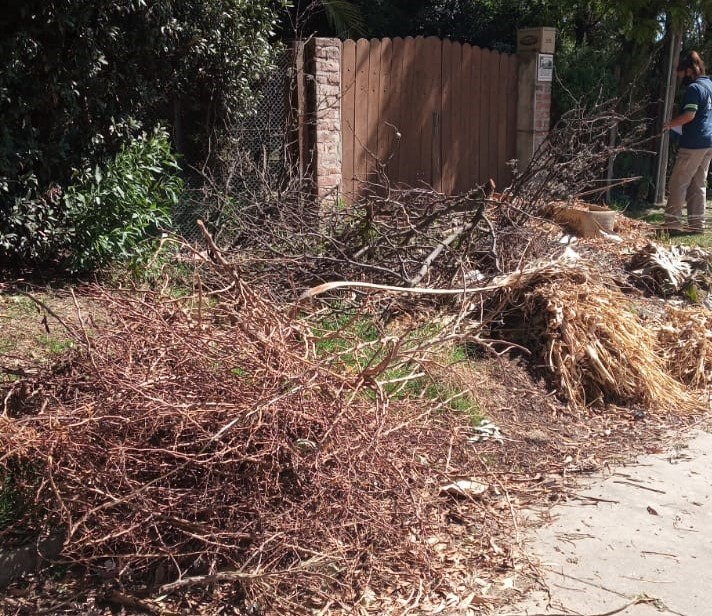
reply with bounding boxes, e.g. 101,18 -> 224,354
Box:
468,419 -> 504,444
439,479 -> 488,497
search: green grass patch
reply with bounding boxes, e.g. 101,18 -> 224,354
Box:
426,382 -> 482,422
668,230 -> 712,249
5,295 -> 37,317
230,366 -> 249,378
642,211 -> 664,224
37,335 -> 74,354
313,310 -> 380,343
310,309 -> 482,421
311,310 -> 382,370
625,198 -> 712,247
377,363 -> 481,421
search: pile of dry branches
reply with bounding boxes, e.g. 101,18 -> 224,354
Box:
192,166 -> 549,296
509,99 -> 649,220
0,259 -> 500,613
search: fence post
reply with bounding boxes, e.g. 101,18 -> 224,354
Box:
304,37 -> 343,209
516,28 -> 556,169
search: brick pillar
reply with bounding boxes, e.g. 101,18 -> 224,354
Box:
516,28 -> 556,168
305,38 -> 342,208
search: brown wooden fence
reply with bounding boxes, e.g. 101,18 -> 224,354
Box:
341,36 -> 518,201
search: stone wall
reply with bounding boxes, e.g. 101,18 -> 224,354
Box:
533,82 -> 552,152
305,38 -> 342,207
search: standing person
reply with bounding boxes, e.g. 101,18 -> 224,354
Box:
664,50 -> 712,232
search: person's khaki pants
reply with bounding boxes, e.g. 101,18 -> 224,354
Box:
665,146 -> 712,230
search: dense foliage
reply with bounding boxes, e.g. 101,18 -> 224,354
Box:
0,0 -> 286,269
65,127 -> 183,273
0,127 -> 182,271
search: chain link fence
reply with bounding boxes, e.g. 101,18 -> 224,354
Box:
172,52 -> 295,244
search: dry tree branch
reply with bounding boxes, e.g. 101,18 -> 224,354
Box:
506,98 -> 652,223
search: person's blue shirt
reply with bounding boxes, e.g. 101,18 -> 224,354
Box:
680,76 -> 712,148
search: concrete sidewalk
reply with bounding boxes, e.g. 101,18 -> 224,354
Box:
494,429 -> 712,616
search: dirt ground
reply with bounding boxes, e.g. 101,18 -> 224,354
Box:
0,285 -> 93,376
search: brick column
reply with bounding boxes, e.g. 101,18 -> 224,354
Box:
305,38 -> 342,208
516,28 -> 556,168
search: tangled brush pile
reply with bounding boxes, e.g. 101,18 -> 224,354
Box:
0,267 -> 493,613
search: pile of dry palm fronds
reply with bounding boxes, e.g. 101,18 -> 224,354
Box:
657,305 -> 712,389
483,258 -> 701,413
533,279 -> 698,411
629,242 -> 712,296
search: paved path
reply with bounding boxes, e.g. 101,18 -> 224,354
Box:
494,429 -> 712,616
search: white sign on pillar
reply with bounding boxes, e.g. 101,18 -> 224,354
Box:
537,53 -> 553,82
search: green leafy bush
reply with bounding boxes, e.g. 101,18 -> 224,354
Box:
64,127 -> 182,272
0,180 -> 67,264
0,126 -> 182,272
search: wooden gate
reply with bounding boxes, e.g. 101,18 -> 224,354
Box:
340,36 -> 518,201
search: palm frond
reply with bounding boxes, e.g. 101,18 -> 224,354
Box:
321,0 -> 366,38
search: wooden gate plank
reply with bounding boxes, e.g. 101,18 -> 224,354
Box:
470,45 -> 483,190
366,38 -> 382,189
453,43 -> 469,193
495,51 -> 508,187
441,39 -> 455,194
448,41 -> 463,193
478,47 -> 492,186
354,38 -> 371,198
397,36 -> 417,186
413,36 -> 431,186
377,38 -> 394,175
462,43 -> 473,191
422,36 -> 442,190
417,36 -> 437,187
341,39 -> 357,201
386,37 -> 405,182
505,53 -> 518,186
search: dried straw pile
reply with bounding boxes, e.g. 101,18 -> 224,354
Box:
657,306 -> 712,389
494,262 -> 700,412
0,276 -> 493,612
